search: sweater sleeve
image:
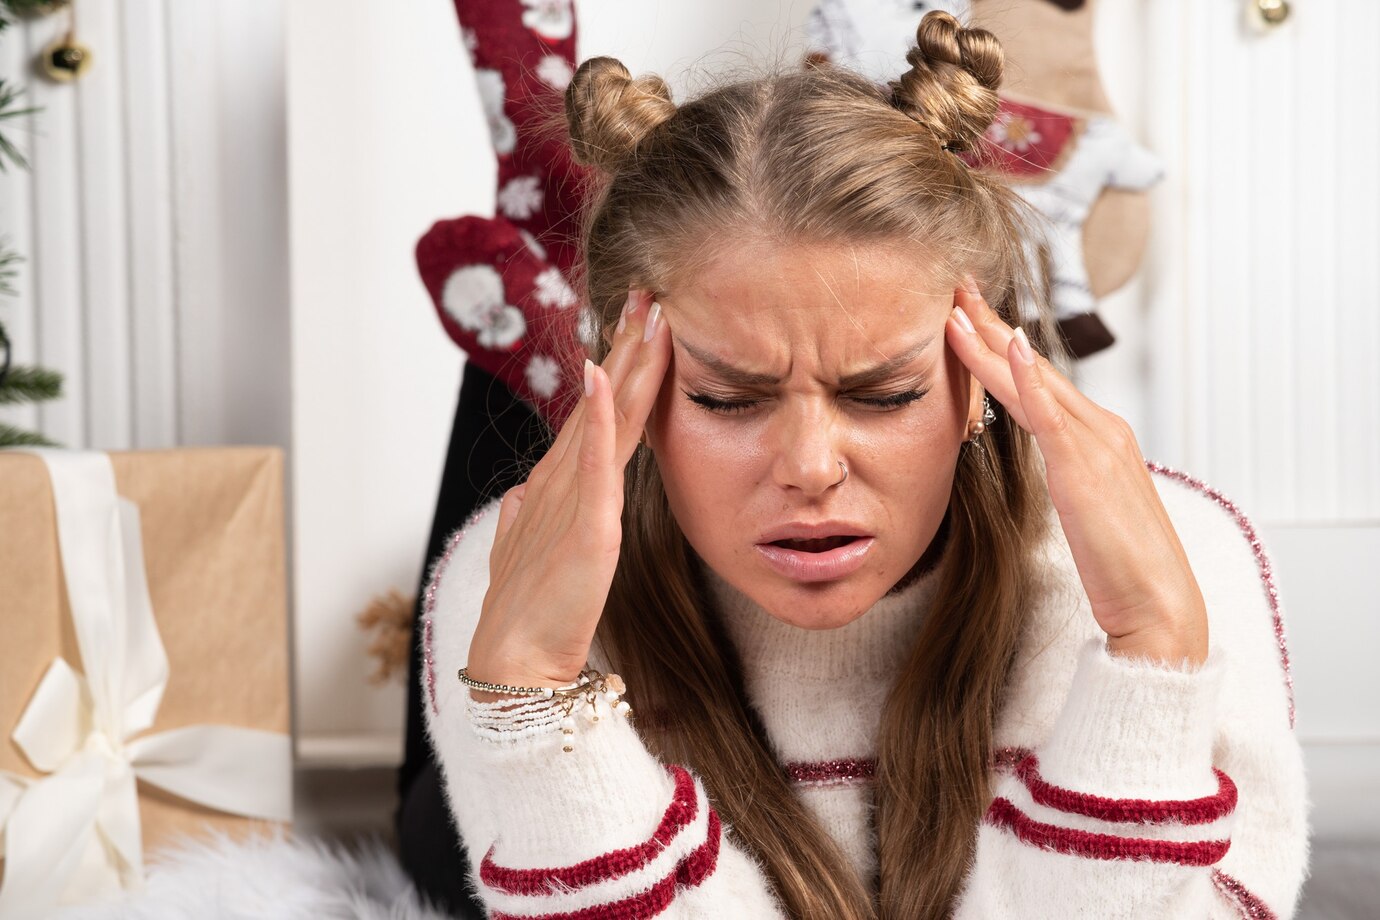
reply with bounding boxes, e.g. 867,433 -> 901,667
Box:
419,498 -> 788,918
956,469 -> 1310,919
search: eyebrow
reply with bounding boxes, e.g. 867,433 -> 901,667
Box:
675,334 -> 935,388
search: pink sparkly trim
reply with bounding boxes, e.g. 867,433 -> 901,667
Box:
1212,868 -> 1279,920
990,746 -> 1034,772
784,757 -> 876,786
784,748 -> 1032,787
423,504 -> 499,715
1145,460 -> 1296,728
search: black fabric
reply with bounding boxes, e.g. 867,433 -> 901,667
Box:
396,360 -> 552,917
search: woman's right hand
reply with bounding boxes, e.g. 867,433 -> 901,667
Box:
464,290 -> 671,699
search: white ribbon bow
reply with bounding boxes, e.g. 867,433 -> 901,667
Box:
0,449 -> 292,915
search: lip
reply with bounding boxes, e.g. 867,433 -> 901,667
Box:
754,536 -> 876,583
757,520 -> 873,543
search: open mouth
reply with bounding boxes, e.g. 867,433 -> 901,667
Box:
767,535 -> 864,553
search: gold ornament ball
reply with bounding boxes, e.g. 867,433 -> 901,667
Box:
41,38 -> 94,82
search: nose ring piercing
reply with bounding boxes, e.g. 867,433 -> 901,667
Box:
836,460 -> 848,485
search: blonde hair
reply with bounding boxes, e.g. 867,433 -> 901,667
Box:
562,11 -> 1061,918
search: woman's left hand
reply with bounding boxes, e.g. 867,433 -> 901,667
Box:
945,277 -> 1208,667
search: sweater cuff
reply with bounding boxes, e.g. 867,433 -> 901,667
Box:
1037,638 -> 1226,799
466,703 -> 680,868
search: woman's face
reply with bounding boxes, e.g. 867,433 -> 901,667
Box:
647,238 -> 985,629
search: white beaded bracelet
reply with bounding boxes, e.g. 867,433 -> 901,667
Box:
459,667 -> 632,753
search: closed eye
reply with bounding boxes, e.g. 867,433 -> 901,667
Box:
684,388 -> 929,415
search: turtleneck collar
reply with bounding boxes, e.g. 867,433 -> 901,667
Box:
699,517 -> 952,683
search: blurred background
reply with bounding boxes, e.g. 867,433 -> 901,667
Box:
0,0 -> 1375,915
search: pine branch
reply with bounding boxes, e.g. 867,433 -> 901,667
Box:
0,421 -> 57,447
0,80 -> 39,172
0,243 -> 20,297
0,364 -> 61,403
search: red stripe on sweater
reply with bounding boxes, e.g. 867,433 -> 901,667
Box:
1015,755 -> 1238,826
480,764 -> 699,895
489,809 -> 723,920
984,797 -> 1231,866
1212,868 -> 1279,920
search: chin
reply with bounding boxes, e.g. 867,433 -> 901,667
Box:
752,577 -> 883,630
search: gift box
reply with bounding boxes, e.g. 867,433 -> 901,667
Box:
0,448 -> 293,914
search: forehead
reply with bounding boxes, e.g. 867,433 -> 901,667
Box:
661,239 -> 955,374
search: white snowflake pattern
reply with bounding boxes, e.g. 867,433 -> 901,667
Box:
474,69 -> 517,156
462,28 -> 479,58
442,264 -> 527,349
532,267 -> 577,310
988,112 -> 1042,153
535,54 -> 574,91
521,0 -> 574,41
497,176 -> 544,220
518,229 -> 547,260
524,353 -> 563,398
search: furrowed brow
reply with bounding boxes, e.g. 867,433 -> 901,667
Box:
838,336 -> 934,387
675,335 -> 934,388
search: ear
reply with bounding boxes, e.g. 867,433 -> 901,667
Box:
966,371 -> 986,430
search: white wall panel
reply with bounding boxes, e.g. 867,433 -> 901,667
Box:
76,0 -> 133,450
0,23 -> 38,436
121,0 -> 180,449
1146,0 -> 1379,524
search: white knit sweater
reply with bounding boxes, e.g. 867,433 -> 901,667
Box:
420,463 -> 1309,919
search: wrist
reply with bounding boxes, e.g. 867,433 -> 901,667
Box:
1105,624 -> 1208,668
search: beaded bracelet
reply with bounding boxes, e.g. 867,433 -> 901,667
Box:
458,667 -> 631,753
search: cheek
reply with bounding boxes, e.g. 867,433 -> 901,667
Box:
653,387 -> 762,508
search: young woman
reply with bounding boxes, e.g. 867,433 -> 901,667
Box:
421,13 -> 1308,918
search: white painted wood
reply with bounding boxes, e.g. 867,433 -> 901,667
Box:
164,0 -> 227,448
25,14 -> 86,446
1249,2 -> 1300,522
1290,3 -> 1339,520
0,27 -> 39,437
75,0 -> 133,450
122,0 -> 180,449
1333,1 -> 1380,518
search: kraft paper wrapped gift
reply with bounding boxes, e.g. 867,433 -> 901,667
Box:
0,448 -> 293,913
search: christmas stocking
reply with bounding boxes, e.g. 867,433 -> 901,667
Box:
804,0 -> 1164,358
417,0 -> 589,430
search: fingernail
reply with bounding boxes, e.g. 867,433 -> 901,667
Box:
952,305 -> 975,334
583,358 -> 595,396
616,291 -> 637,334
1013,327 -> 1035,365
643,301 -> 662,342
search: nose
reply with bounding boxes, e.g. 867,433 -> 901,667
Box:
769,399 -> 845,497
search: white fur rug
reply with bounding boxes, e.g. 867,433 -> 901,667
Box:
52,830 -> 455,920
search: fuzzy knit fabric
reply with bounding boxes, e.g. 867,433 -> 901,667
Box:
420,463 -> 1309,918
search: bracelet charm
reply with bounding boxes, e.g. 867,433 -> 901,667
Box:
459,667 -> 631,752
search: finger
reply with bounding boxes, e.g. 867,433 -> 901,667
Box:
946,304 -> 1031,431
601,289 -> 657,393
575,361 -> 620,522
610,300 -> 671,461
495,482 -> 527,543
956,279 -> 1105,428
1007,328 -> 1083,454
534,396 -> 586,486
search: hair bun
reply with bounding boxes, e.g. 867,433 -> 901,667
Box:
565,57 -> 677,172
889,10 -> 1003,153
